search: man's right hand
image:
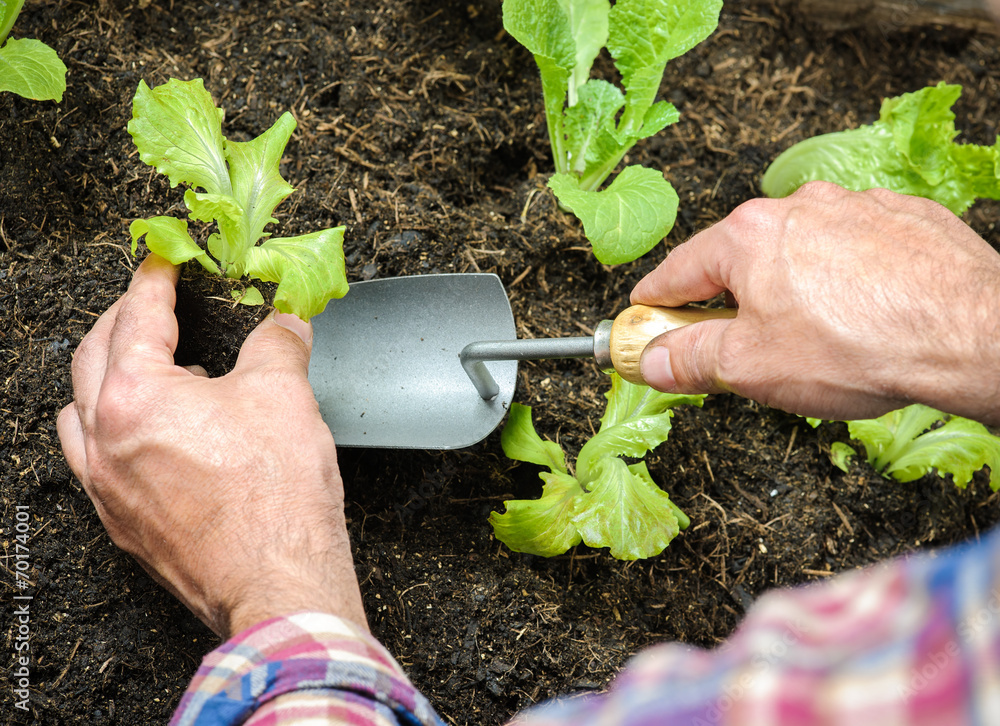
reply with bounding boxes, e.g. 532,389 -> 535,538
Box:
632,181 -> 1000,424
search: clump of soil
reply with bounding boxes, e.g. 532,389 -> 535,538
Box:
172,269 -> 276,376
3,2 -> 999,724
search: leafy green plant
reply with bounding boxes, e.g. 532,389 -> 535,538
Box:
761,82 -> 1000,215
491,373 -> 701,560
502,0 -> 722,264
127,78 -> 347,320
831,406 -> 1000,489
0,0 -> 67,101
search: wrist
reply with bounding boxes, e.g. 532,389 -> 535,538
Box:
222,566 -> 368,639
224,587 -> 367,640
215,525 -> 368,639
892,295 -> 1000,426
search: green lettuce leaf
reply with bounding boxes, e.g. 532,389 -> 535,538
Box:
502,0 -> 576,70
232,286 -> 265,306
242,228 -> 348,319
575,98 -> 681,192
607,0 -> 722,137
489,471 -> 584,557
577,372 -> 703,482
128,79 -> 230,195
548,166 -> 679,265
761,82 -> 1000,215
556,0 -> 610,103
571,459 -> 686,559
829,441 -> 857,473
0,37 -> 66,101
224,113 -> 297,257
500,402 -> 568,474
184,190 -> 243,224
563,79 -> 624,176
502,0 -> 575,172
129,217 -> 220,274
638,100 -> 682,138
0,0 -> 25,44
847,404 -> 1000,489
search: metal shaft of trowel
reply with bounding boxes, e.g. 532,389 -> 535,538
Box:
459,320 -> 613,400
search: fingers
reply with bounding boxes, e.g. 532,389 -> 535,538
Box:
631,237 -> 727,308
631,198 -> 776,308
56,403 -> 88,481
232,312 -> 313,377
69,296 -> 123,423
71,255 -> 179,427
105,255 -> 180,374
56,403 -> 112,525
639,319 -> 735,395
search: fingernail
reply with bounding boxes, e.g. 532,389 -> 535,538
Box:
274,312 -> 312,344
640,346 -> 676,391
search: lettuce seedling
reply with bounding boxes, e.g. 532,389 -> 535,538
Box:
761,82 -> 1000,215
127,78 -> 347,320
491,373 -> 701,560
503,0 -> 722,264
832,406 -> 1000,489
0,0 -> 67,101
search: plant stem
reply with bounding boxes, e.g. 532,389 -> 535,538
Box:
667,499 -> 690,530
547,114 -> 568,175
578,146 -> 628,191
0,0 -> 27,45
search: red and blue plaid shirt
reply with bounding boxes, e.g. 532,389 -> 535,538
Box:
172,526 -> 1000,726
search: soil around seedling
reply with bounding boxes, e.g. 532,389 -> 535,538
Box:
3,1 -> 1000,724
172,271 -> 276,377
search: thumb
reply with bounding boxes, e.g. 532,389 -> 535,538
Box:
638,319 -> 734,395
233,311 -> 313,375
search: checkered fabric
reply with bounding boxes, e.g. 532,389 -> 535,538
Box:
169,612 -> 445,726
514,526 -> 1000,725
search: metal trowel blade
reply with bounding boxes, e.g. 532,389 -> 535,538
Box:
308,273 -> 518,449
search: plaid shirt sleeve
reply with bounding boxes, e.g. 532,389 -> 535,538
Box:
169,611 -> 446,726
171,528 -> 1000,726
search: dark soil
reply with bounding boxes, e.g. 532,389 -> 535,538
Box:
3,1 -> 1000,724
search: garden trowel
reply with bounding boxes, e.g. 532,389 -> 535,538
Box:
308,273 -> 735,449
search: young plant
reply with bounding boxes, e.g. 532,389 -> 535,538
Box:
831,405 -> 1000,490
492,373 -> 701,560
761,82 -> 1000,215
127,78 -> 347,320
502,0 -> 722,264
0,0 -> 67,102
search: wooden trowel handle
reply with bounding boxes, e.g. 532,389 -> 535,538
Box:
602,304 -> 738,386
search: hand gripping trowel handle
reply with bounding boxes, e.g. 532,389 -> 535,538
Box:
459,304 -> 738,400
